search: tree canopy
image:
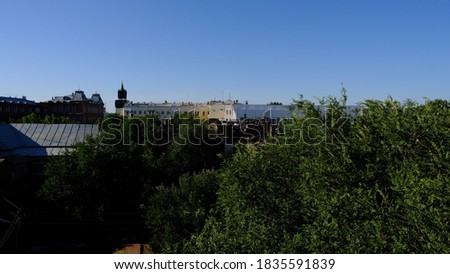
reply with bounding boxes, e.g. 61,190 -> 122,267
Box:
146,92 -> 450,253
40,113 -> 223,220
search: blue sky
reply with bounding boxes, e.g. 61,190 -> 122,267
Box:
1,0 -> 450,112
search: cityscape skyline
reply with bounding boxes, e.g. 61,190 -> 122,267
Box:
2,0 -> 450,113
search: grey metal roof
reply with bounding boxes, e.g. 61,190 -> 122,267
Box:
50,90 -> 103,104
91,93 -> 104,104
234,104 -> 299,119
0,123 -> 99,157
72,90 -> 89,102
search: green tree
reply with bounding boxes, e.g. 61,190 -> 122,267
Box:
178,93 -> 450,253
40,114 -> 224,221
39,136 -> 152,219
145,170 -> 221,253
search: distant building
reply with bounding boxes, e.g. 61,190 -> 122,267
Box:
113,85 -> 302,124
234,103 -> 296,122
0,96 -> 36,122
199,100 -> 236,123
1,91 -> 104,124
121,98 -> 299,124
37,90 -> 105,123
124,101 -> 202,119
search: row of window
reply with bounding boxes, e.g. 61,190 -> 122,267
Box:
1,105 -> 102,114
0,105 -> 34,113
45,106 -> 78,114
125,108 -> 232,117
40,106 -> 103,114
126,110 -> 200,116
125,109 -> 237,118
0,106 -> 103,114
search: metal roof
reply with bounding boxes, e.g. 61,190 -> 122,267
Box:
72,90 -> 89,102
91,93 -> 104,104
234,104 -> 299,119
49,91 -> 103,104
0,123 -> 99,157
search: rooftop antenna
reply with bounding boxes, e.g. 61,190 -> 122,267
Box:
221,90 -> 224,101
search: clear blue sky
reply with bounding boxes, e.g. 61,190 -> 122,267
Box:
1,0 -> 450,113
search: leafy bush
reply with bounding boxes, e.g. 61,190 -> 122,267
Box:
145,170 -> 220,253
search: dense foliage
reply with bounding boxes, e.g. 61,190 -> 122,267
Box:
41,93 -> 450,253
40,113 -> 223,220
146,92 -> 450,253
145,170 -> 220,253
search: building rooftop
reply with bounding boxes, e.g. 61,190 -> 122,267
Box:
50,90 -> 103,104
91,93 -> 104,104
0,123 -> 99,157
0,96 -> 35,105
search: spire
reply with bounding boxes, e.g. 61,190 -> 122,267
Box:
117,81 -> 127,100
